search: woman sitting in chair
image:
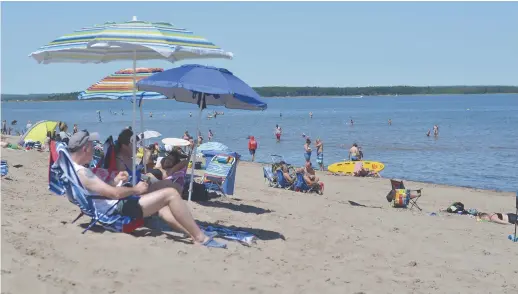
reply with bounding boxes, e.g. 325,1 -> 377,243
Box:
278,164 -> 294,184
148,151 -> 189,193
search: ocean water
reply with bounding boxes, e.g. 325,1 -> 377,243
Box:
2,94 -> 517,192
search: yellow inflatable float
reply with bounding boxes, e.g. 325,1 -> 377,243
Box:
327,160 -> 385,175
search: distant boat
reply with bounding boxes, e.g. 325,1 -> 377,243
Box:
348,95 -> 363,98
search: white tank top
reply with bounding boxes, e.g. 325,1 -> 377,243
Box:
72,162 -> 118,215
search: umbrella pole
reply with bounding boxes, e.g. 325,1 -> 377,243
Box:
131,50 -> 137,186
139,99 -> 147,173
188,93 -> 204,202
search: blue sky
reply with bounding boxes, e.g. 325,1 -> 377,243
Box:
1,1 -> 517,94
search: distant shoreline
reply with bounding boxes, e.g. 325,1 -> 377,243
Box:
2,92 -> 517,103
3,85 -> 518,102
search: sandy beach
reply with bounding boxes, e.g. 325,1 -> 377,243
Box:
1,136 -> 517,294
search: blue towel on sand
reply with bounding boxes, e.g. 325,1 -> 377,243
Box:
201,225 -> 257,246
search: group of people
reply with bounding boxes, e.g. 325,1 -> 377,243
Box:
276,161 -> 324,195
65,128 -> 227,248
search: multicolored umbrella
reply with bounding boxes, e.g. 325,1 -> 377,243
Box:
78,68 -> 167,100
29,16 -> 233,185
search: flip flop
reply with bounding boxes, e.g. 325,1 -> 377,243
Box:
202,237 -> 227,249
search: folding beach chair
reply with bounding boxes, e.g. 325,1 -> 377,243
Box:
276,169 -> 294,190
202,154 -> 238,197
48,142 -> 144,233
294,172 -> 323,195
386,179 -> 423,211
263,166 -> 276,187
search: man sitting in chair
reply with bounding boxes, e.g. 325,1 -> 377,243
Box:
67,130 -> 226,248
302,162 -> 324,193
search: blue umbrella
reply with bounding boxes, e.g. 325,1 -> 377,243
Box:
137,64 -> 267,201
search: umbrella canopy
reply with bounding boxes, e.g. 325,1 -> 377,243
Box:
136,64 -> 267,111
29,18 -> 233,64
20,120 -> 59,143
139,130 -> 162,139
162,138 -> 190,147
197,142 -> 230,153
78,68 -> 167,100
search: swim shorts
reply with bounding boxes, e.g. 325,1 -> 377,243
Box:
249,149 -> 256,155
351,156 -> 359,161
304,152 -> 311,161
317,153 -> 323,164
276,133 -> 281,140
116,196 -> 143,219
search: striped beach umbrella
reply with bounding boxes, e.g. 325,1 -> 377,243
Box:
29,16 -> 233,185
29,17 -> 233,64
78,68 -> 167,100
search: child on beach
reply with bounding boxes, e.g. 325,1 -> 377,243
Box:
248,136 -> 258,162
275,125 -> 282,142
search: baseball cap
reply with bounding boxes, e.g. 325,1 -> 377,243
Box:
67,130 -> 100,151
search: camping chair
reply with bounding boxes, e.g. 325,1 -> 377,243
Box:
48,141 -> 144,233
276,169 -> 294,190
294,172 -> 323,195
386,179 -> 423,211
263,166 -> 276,187
202,154 -> 238,197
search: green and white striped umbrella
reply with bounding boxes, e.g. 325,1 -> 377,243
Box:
29,16 -> 233,64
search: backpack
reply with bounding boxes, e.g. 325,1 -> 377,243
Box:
447,202 -> 465,214
181,181 -> 208,202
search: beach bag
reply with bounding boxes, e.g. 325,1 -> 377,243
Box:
447,202 -> 465,214
392,189 -> 410,208
181,181 -> 208,201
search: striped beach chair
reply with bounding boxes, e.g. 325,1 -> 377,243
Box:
49,142 -> 143,233
202,154 -> 238,197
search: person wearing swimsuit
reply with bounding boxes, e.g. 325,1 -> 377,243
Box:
477,212 -> 517,225
115,129 -> 143,183
304,138 -> 312,163
315,139 -> 324,171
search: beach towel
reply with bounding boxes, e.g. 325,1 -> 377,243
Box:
200,225 -> 256,246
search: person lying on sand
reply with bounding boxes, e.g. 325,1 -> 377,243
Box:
476,212 -> 517,225
68,130 -> 225,248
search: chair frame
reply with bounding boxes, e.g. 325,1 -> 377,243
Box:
388,179 -> 423,211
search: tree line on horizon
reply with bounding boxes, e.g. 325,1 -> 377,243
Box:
2,86 -> 517,101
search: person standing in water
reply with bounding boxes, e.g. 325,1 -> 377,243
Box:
275,124 -> 282,142
208,129 -> 214,141
388,119 -> 392,126
280,112 -> 282,118
315,138 -> 324,171
121,109 -> 124,115
433,125 -> 439,137
350,119 -> 354,126
96,111 -> 102,122
349,143 -> 361,161
426,130 -> 431,137
189,112 -> 192,117
309,112 -> 313,119
73,124 -> 78,134
248,136 -> 258,162
1,120 -> 7,135
149,112 -> 153,118
304,138 -> 312,163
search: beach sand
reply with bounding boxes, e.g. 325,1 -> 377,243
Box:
1,136 -> 517,294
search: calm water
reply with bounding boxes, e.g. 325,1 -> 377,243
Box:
2,94 -> 518,192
